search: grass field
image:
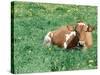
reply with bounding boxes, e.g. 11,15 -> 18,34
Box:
11,2 -> 97,73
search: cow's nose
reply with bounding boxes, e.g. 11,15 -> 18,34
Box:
77,42 -> 84,48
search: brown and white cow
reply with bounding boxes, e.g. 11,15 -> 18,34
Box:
43,21 -> 94,49
43,25 -> 77,49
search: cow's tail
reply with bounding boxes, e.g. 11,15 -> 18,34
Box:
43,32 -> 53,46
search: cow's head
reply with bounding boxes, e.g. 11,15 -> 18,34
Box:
75,21 -> 94,48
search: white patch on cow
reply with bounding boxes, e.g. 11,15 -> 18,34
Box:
50,32 -> 53,38
79,41 -> 85,45
43,32 -> 53,46
65,34 -> 70,41
64,42 -> 67,49
71,31 -> 76,36
65,31 -> 76,42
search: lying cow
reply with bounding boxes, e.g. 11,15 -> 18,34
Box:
43,25 -> 78,49
43,21 -> 94,49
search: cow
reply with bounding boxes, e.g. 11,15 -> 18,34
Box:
43,21 -> 94,50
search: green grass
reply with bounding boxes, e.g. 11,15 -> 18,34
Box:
12,2 -> 97,73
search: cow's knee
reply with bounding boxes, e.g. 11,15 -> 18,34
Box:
63,42 -> 67,49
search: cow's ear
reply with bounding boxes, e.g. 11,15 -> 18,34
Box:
87,24 -> 95,32
67,25 -> 74,31
74,24 -> 78,31
88,26 -> 93,32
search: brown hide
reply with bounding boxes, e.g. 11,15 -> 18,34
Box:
51,26 -> 74,48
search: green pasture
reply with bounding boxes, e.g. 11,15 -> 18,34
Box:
11,2 -> 97,73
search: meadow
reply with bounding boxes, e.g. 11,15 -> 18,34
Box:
11,2 -> 97,73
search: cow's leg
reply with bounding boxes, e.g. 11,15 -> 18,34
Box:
63,34 -> 70,49
63,42 -> 67,49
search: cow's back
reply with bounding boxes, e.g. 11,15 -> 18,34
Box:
51,27 -> 67,47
